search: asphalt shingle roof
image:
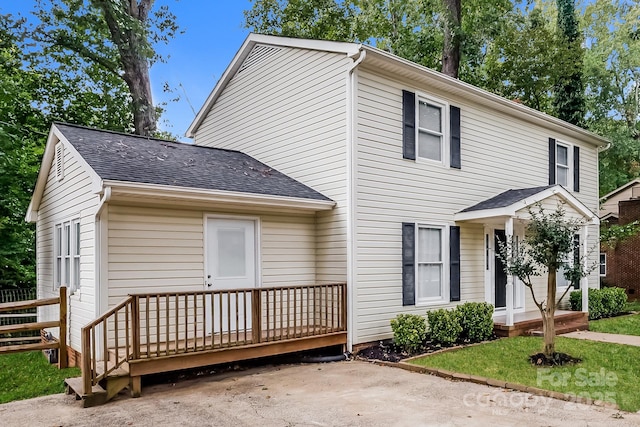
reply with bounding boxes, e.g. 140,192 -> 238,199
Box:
459,185 -> 554,213
55,123 -> 332,202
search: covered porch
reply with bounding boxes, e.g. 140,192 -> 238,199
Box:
454,185 -> 598,328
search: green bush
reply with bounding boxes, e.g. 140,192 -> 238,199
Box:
601,287 -> 627,317
456,302 -> 494,343
390,314 -> 427,353
570,287 -> 627,320
427,309 -> 462,345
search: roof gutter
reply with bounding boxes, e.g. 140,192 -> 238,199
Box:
95,186 -> 111,220
102,180 -> 336,212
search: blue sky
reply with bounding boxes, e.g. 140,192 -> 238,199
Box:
2,1 -> 253,140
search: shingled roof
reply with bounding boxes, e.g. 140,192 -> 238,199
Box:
459,186 -> 554,213
55,123 -> 332,202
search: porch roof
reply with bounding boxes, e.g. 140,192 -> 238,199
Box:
454,185 -> 599,224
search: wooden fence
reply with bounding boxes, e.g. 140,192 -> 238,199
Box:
0,287 -> 67,368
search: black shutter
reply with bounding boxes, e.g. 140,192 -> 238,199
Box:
402,223 -> 415,306
573,146 -> 580,192
402,90 -> 416,160
548,138 -> 556,185
449,226 -> 461,302
450,106 -> 461,169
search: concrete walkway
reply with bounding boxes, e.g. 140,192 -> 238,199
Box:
563,330 -> 640,346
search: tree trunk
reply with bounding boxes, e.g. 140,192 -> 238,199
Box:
99,0 -> 157,136
543,267 -> 558,357
441,0 -> 461,78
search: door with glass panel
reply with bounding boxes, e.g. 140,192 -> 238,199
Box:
205,218 -> 256,334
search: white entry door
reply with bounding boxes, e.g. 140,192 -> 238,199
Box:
205,218 -> 257,334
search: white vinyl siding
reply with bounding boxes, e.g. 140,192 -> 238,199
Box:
36,140 -> 99,352
193,46 -> 350,284
353,66 -> 600,344
107,205 -> 317,306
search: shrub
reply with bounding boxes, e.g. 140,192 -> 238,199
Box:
601,287 -> 627,317
390,314 -> 427,354
570,287 -> 627,320
427,309 -> 462,345
456,302 -> 494,343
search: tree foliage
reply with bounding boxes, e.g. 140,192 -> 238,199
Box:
498,204 -> 595,357
32,0 -> 180,136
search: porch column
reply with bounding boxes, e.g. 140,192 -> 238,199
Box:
505,216 -> 514,326
581,225 -> 589,313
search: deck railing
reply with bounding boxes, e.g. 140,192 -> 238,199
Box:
81,283 -> 346,395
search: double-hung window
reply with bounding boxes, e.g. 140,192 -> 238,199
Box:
54,219 -> 80,292
599,253 -> 606,277
417,98 -> 445,163
556,143 -> 570,187
557,234 -> 580,289
416,225 -> 444,303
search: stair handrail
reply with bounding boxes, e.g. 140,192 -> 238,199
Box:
81,295 -> 134,395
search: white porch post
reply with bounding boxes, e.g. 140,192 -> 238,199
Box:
505,216 -> 514,326
581,225 -> 589,313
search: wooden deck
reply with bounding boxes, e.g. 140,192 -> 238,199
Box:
493,310 -> 588,337
66,284 -> 347,407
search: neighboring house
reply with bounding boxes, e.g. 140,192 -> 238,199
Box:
29,34 -> 605,366
599,180 -> 640,299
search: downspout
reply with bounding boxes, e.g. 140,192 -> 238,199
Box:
94,186 -> 111,317
345,48 -> 366,351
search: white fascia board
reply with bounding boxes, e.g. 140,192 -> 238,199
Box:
599,178 -> 640,202
186,33 -> 361,138
104,180 -> 336,211
454,185 -> 598,224
26,125 -> 102,222
361,47 -> 608,148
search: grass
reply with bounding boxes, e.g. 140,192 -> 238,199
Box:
0,351 -> 81,404
589,313 -> 640,336
625,300 -> 640,312
410,336 -> 640,412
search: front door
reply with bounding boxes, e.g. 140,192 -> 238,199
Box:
205,218 -> 257,334
494,230 -> 507,309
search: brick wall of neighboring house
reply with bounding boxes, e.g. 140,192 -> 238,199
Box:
601,199 -> 640,300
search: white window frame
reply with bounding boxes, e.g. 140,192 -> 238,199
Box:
557,233 -> 580,290
555,141 -> 573,189
415,223 -> 449,305
599,253 -> 607,277
54,218 -> 80,292
415,94 -> 448,166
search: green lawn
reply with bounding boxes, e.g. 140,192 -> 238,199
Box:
0,351 -> 81,404
589,314 -> 640,336
410,336 -> 640,412
625,300 -> 640,313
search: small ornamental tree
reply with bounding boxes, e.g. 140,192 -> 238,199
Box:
498,203 -> 595,358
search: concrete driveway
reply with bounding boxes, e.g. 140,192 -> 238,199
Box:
1,360 -> 638,426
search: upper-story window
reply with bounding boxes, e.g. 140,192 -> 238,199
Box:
417,99 -> 445,162
556,143 -> 571,187
549,138 -> 579,192
402,90 -> 461,169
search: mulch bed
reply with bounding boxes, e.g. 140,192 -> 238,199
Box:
529,352 -> 582,366
356,339 -> 478,362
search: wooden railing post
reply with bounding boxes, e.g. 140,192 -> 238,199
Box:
341,283 -> 347,331
131,295 -> 140,359
81,326 -> 91,394
58,286 -> 68,368
251,289 -> 262,344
